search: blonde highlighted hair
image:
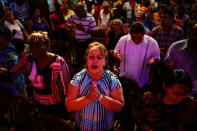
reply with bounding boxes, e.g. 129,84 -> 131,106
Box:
86,42 -> 108,61
28,31 -> 49,49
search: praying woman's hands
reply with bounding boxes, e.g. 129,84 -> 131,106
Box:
87,82 -> 101,101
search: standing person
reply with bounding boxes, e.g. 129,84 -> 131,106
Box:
151,6 -> 184,57
144,7 -> 157,31
65,42 -> 124,131
28,8 -> 49,33
114,22 -> 160,88
123,0 -> 137,22
175,5 -> 190,27
106,19 -> 124,50
135,12 -> 150,35
65,2 -> 98,49
98,1 -> 111,30
51,1 -> 67,40
175,5 -> 190,37
61,1 -> 75,20
0,32 -> 70,118
165,24 -> 197,97
4,10 -> 28,41
112,1 -> 127,23
9,0 -> 30,29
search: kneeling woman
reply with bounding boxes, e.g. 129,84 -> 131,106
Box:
65,42 -> 124,131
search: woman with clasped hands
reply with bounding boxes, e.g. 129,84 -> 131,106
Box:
65,42 -> 124,131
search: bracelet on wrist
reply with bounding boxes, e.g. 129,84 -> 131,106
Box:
98,94 -> 103,101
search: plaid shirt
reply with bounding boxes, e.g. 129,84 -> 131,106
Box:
71,69 -> 121,131
151,24 -> 184,54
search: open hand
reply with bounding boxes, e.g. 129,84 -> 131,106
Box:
146,58 -> 159,68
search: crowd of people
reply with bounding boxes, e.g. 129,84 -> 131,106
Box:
0,0 -> 197,130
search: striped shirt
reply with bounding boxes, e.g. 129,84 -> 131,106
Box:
10,53 -> 70,105
71,69 -> 121,131
65,13 -> 98,42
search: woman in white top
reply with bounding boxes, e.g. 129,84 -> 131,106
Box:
4,9 -> 28,40
98,1 -> 111,30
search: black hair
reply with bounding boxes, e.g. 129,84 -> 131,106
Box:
150,60 -> 173,94
11,38 -> 25,53
0,27 -> 11,41
144,0 -> 150,7
150,61 -> 192,95
160,6 -> 175,19
75,2 -> 85,11
163,69 -> 192,93
147,7 -> 155,13
86,1 -> 93,13
130,22 -> 145,34
177,5 -> 186,13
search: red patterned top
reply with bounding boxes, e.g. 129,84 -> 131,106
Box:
10,53 -> 70,105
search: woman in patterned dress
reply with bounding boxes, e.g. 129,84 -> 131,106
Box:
65,42 -> 124,131
0,31 -> 70,118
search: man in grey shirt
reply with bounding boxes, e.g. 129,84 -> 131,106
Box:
165,24 -> 197,96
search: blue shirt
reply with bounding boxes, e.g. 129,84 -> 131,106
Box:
32,18 -> 48,32
71,69 -> 121,131
10,1 -> 30,27
0,43 -> 25,94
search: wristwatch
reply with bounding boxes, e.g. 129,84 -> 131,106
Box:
98,94 -> 103,101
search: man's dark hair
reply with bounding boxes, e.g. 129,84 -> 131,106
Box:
130,22 -> 145,34
160,6 -> 175,19
164,69 -> 192,93
177,5 -> 186,13
86,1 -> 93,13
